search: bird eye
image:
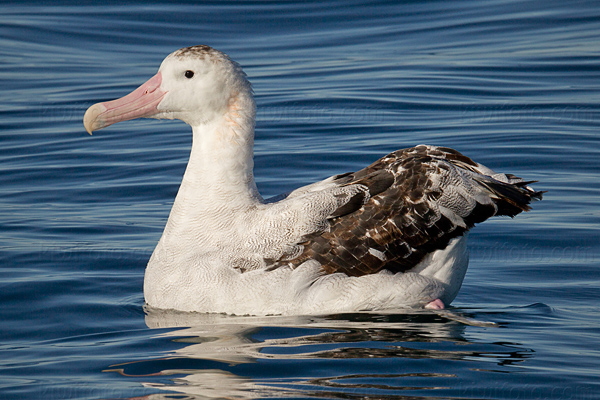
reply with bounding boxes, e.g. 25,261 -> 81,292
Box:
184,70 -> 194,79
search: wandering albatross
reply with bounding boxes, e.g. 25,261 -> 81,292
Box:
83,45 -> 542,315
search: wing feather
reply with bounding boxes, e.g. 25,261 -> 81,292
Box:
268,145 -> 542,276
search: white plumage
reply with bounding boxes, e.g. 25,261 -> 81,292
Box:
84,45 -> 542,315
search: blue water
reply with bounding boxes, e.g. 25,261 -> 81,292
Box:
1,0 -> 599,398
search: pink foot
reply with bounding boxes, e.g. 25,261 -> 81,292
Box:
424,298 -> 445,310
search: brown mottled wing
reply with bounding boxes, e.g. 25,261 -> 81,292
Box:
269,145 -> 542,276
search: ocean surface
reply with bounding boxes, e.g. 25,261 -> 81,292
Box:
1,1 -> 599,399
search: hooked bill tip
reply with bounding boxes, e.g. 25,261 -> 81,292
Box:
83,103 -> 107,135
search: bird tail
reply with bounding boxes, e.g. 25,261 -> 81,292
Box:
476,176 -> 544,217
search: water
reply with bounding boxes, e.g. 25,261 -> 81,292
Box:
1,0 -> 599,398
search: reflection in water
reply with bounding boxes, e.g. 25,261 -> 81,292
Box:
105,308 -> 533,399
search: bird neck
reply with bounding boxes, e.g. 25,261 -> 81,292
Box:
176,92 -> 261,213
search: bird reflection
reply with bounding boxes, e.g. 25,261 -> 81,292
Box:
104,308 -> 533,399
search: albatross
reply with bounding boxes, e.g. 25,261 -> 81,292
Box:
84,45 -> 542,315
